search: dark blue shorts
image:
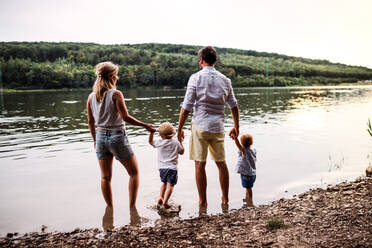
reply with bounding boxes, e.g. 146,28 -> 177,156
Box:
159,169 -> 178,186
241,174 -> 256,188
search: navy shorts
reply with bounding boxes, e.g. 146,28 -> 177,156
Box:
159,169 -> 178,186
96,129 -> 134,161
241,174 -> 256,188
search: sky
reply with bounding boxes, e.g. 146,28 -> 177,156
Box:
1,0 -> 371,68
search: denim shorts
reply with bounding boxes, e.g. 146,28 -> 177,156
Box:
241,174 -> 256,189
159,169 -> 178,186
96,129 -> 134,161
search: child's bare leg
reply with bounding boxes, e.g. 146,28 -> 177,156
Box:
246,188 -> 254,207
163,183 -> 174,207
158,183 -> 166,205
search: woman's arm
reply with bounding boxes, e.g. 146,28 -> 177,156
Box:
113,90 -> 155,132
86,97 -> 96,147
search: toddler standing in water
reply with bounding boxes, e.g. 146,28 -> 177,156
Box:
149,122 -> 184,208
234,134 -> 257,207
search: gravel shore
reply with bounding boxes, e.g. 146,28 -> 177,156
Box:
1,177 -> 371,248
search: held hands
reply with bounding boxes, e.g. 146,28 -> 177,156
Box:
145,124 -> 156,133
229,126 -> 239,139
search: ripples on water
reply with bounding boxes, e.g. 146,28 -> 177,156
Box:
0,86 -> 370,158
0,86 -> 372,234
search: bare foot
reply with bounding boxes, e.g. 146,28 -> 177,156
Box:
157,198 -> 163,205
163,203 -> 172,209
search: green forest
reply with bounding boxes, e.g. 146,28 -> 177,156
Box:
1,42 -> 372,89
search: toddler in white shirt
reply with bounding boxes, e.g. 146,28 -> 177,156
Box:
149,122 -> 184,208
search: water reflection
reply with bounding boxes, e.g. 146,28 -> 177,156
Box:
198,205 -> 207,217
102,206 -> 114,231
0,91 -> 4,112
102,206 -> 148,230
1,87 -> 371,160
129,207 -> 142,226
1,86 -> 372,234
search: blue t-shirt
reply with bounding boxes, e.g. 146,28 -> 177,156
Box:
235,147 -> 256,176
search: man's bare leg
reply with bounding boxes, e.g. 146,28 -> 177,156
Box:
195,161 -> 207,206
216,161 -> 229,205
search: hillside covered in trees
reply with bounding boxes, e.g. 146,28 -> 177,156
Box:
0,42 -> 371,89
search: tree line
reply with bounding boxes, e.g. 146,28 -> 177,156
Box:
0,42 -> 371,89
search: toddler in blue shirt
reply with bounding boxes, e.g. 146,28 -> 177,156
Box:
234,134 -> 256,207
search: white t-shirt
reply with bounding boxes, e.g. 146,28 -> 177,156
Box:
151,138 -> 184,170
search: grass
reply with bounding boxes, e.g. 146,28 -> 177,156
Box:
266,218 -> 287,230
367,119 -> 372,137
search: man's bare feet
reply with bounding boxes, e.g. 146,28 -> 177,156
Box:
221,196 -> 228,205
199,200 -> 207,207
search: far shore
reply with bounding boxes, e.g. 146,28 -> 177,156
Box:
1,81 -> 372,93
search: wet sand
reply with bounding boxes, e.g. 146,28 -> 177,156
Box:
1,176 -> 371,247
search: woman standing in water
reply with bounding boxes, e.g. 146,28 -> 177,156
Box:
87,61 -> 155,208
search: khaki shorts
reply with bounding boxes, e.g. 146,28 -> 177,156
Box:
189,124 -> 225,162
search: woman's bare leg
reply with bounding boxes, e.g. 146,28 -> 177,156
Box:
119,155 -> 139,208
99,157 -> 114,206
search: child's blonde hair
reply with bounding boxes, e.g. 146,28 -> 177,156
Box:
93,61 -> 119,102
240,134 -> 253,148
158,122 -> 176,138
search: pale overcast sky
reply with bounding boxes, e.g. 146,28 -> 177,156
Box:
1,0 -> 371,68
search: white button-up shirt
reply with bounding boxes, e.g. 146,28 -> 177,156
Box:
181,66 -> 238,133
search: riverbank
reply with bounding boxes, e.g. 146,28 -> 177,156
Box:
1,176 -> 370,247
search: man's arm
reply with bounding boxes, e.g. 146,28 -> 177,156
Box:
177,107 -> 190,143
229,106 -> 240,139
177,74 -> 196,143
178,142 -> 185,155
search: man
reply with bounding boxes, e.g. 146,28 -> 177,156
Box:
177,46 -> 240,206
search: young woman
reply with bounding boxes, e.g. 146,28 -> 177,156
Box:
87,61 -> 155,207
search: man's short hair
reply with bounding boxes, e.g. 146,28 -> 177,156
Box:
198,46 -> 218,65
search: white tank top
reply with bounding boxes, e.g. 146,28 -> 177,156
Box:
89,89 -> 125,129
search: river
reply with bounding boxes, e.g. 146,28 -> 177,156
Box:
0,86 -> 371,235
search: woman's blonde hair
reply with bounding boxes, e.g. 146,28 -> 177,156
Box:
93,61 -> 119,102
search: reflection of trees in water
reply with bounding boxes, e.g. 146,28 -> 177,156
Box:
233,87 -> 371,124
1,87 -> 371,139
0,91 -> 89,134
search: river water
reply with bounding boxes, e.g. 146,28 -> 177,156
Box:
0,86 -> 371,235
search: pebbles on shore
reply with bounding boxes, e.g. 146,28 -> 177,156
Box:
1,177 -> 371,248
